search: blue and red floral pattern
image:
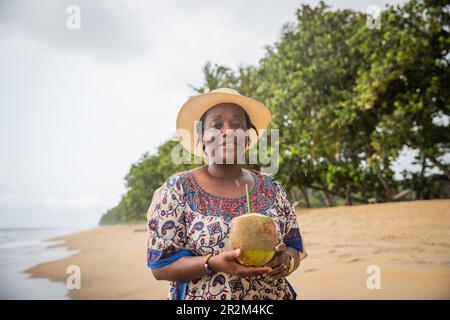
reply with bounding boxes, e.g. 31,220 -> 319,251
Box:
146,169 -> 304,300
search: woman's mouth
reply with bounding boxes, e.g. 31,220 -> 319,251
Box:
222,142 -> 237,148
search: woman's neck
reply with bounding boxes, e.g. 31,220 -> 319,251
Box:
206,164 -> 243,180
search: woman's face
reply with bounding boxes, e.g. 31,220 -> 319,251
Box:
201,103 -> 249,164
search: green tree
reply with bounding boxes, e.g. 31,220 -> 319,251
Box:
350,0 -> 450,181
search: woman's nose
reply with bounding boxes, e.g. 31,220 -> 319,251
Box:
221,127 -> 236,140
220,123 -> 233,135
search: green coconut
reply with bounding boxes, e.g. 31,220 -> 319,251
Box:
228,213 -> 278,267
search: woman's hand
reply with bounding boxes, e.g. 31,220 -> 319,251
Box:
265,243 -> 291,280
208,249 -> 273,278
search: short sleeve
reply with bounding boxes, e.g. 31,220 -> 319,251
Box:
146,173 -> 194,269
273,180 -> 305,253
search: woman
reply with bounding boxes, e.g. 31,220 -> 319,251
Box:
146,88 -> 306,300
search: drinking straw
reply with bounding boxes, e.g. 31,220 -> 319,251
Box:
245,184 -> 252,214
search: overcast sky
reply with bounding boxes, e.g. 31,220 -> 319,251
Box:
0,0 -> 415,228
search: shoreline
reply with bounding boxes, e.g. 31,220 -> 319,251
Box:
24,199 -> 450,299
0,227 -> 81,299
24,225 -> 166,299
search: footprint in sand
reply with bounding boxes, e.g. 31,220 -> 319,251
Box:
347,258 -> 362,263
303,268 -> 317,273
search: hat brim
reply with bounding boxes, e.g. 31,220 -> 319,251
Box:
176,92 -> 272,159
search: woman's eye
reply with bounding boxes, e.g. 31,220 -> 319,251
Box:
212,123 -> 221,129
233,123 -> 243,128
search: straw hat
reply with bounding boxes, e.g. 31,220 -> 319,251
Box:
176,88 -> 272,158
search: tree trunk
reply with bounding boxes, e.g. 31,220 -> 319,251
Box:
322,191 -> 333,207
416,157 -> 427,200
300,187 -> 311,208
361,189 -> 368,203
365,149 -> 395,196
376,171 -> 394,196
406,140 -> 450,181
344,189 -> 352,205
428,155 -> 450,180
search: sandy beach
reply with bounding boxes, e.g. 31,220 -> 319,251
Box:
25,199 -> 450,299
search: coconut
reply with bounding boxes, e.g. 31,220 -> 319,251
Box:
228,213 -> 278,267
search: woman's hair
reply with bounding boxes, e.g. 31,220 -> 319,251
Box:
195,104 -> 258,152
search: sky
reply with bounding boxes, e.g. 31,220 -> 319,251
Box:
0,0 -> 417,228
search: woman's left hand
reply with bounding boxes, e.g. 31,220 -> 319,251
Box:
265,242 -> 290,281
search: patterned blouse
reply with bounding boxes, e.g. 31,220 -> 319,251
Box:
146,169 -> 304,300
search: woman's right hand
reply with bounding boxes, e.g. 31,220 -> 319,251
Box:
208,249 -> 272,278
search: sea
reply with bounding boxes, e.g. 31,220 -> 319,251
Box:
0,227 -> 83,299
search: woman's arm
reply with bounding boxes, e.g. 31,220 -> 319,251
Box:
151,255 -> 209,281
264,243 -> 295,280
151,249 -> 272,282
286,247 -> 301,274
266,178 -> 307,279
